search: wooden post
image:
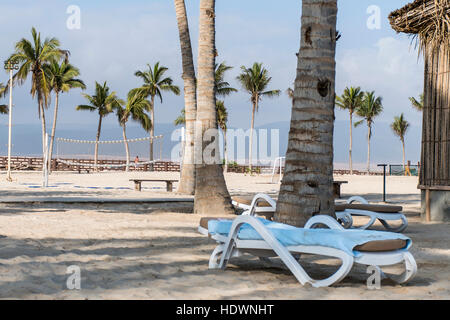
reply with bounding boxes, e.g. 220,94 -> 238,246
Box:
426,189 -> 431,222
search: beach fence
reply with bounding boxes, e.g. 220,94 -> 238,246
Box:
0,156 -> 421,176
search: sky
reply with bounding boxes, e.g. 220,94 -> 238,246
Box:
0,0 -> 425,164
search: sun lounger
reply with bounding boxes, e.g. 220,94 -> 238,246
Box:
335,196 -> 408,233
231,194 -> 408,232
199,195 -> 417,288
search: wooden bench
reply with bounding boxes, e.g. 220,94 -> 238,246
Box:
333,181 -> 348,198
130,179 -> 179,192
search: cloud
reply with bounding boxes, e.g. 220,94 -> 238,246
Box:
336,37 -> 424,126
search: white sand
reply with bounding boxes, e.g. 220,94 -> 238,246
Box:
0,171 -> 448,299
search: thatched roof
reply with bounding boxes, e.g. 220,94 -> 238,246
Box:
389,0 -> 450,49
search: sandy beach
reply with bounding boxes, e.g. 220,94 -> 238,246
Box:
0,171 -> 448,299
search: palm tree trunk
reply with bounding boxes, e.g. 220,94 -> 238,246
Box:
194,0 -> 234,215
122,124 -> 130,172
274,0 -> 337,227
95,115 -> 103,172
367,124 -> 371,174
249,99 -> 257,174
48,91 -> 59,174
349,111 -> 353,175
175,0 -> 197,195
402,138 -> 406,172
39,99 -> 47,172
150,95 -> 155,162
223,128 -> 228,173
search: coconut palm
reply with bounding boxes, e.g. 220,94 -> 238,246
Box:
44,59 -> 86,172
409,93 -> 424,111
355,91 -> 383,173
336,86 -> 364,174
216,100 -> 229,172
275,0 -> 338,227
194,0 -> 234,215
215,62 -> 237,97
8,27 -> 65,167
113,90 -> 151,171
391,113 -> 410,171
76,82 -> 123,171
134,62 -> 180,165
174,0 -> 197,195
237,62 -> 280,172
174,108 -> 186,126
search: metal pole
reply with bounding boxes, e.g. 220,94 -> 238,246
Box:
378,164 -> 387,203
6,67 -> 13,182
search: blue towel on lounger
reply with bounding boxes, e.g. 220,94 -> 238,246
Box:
208,217 -> 411,257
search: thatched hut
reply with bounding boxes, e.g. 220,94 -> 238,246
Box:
389,0 -> 450,221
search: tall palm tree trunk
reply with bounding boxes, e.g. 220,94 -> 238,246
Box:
48,91 -> 59,174
175,0 -> 197,195
274,0 -> 337,227
122,124 -> 130,172
39,100 -> 47,171
349,112 -> 353,175
150,95 -> 155,163
194,0 -> 234,215
367,125 -> 371,174
249,100 -> 257,173
402,139 -> 406,171
95,115 -> 103,172
223,128 -> 228,173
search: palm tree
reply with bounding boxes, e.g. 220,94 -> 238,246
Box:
44,59 -> 86,172
275,0 -> 338,227
335,86 -> 364,174
216,100 -> 229,172
134,62 -> 180,165
391,113 -> 410,171
8,27 -> 65,167
237,62 -> 280,172
76,82 -> 122,170
113,90 -> 151,171
174,108 -> 186,126
355,91 -> 383,173
194,0 -> 234,215
409,94 -> 424,111
174,0 -> 197,195
215,62 -> 237,97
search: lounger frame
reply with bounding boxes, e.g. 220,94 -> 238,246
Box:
200,195 -> 417,288
232,194 -> 408,232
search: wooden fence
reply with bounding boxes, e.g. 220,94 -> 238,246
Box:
0,156 -> 401,176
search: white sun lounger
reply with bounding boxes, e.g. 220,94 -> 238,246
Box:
200,196 -> 417,288
232,194 -> 408,232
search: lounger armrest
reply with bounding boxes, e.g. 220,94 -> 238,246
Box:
304,215 -> 345,230
347,196 -> 369,205
248,194 -> 277,216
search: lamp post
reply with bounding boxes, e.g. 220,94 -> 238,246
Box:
4,59 -> 18,182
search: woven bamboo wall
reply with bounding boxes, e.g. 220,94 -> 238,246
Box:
420,44 -> 450,187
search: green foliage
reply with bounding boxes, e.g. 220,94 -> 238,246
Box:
8,27 -> 65,113
237,62 -> 281,110
391,113 -> 410,142
354,91 -> 383,137
409,94 -> 424,111
76,81 -> 123,118
336,86 -> 364,114
134,62 -> 180,108
44,59 -> 85,95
